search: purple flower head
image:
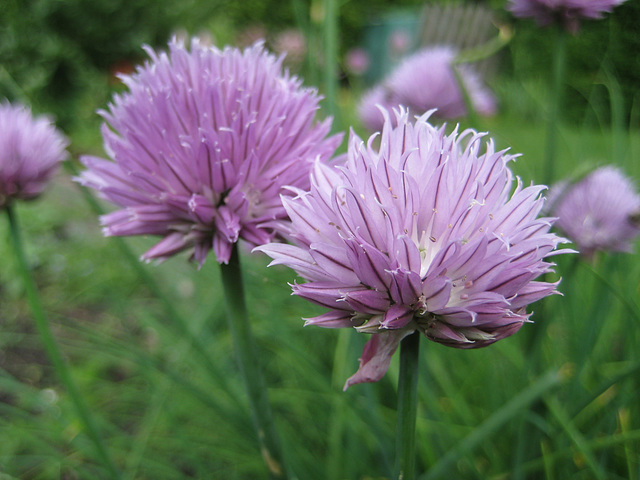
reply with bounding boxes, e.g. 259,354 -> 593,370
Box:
508,0 -> 625,32
357,46 -> 497,132
256,110 -> 570,389
77,38 -> 341,266
547,166 -> 640,258
0,102 -> 68,207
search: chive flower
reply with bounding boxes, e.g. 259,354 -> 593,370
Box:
0,102 -> 68,208
77,38 -> 341,266
357,46 -> 496,132
508,0 -> 625,32
257,111 -> 570,389
547,166 -> 640,258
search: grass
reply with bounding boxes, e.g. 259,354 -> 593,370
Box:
1,65 -> 640,480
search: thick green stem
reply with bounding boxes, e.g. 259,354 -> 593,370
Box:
543,26 -> 567,186
326,329 -> 351,480
5,204 -> 120,479
395,332 -> 420,480
220,244 -> 287,479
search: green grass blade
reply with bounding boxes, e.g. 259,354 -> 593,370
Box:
424,368 -> 563,480
5,205 -> 120,479
544,395 -> 607,480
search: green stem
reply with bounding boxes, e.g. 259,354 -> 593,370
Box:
326,329 -> 351,480
543,25 -> 567,186
5,204 -> 120,479
322,0 -> 340,132
220,244 -> 288,479
290,0 -> 317,86
453,67 -> 479,128
395,332 -> 421,480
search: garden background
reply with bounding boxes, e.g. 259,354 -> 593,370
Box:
1,0 -> 640,478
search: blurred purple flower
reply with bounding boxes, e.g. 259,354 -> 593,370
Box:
357,46 -> 497,131
345,48 -> 370,76
547,166 -> 640,258
257,110 -> 569,389
0,102 -> 68,207
236,24 -> 268,48
389,30 -> 412,56
357,86 -> 397,132
508,0 -> 625,32
272,29 -> 307,67
77,38 -> 341,266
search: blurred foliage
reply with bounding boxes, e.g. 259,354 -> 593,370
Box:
504,0 -> 640,125
2,0 -> 639,130
0,0 -> 219,131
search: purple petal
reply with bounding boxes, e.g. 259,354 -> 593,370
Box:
343,330 -> 414,390
304,310 -> 355,328
380,304 -> 414,329
344,238 -> 392,291
141,232 -> 191,262
294,282 -> 361,310
342,289 -> 391,314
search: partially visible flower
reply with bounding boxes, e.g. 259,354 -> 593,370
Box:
357,46 -> 496,132
236,24 -> 268,48
345,48 -> 370,76
357,86 -> 397,132
387,46 -> 497,119
508,0 -> 625,32
77,38 -> 341,266
0,102 -> 68,207
272,29 -> 307,67
547,166 -> 640,258
389,30 -> 412,56
257,110 -> 569,389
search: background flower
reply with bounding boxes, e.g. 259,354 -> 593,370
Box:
508,0 -> 625,32
272,28 -> 307,68
357,46 -> 496,132
547,166 -> 640,258
356,86 -> 397,132
257,111 -> 569,388
344,47 -> 370,77
77,38 -> 341,266
0,102 -> 68,208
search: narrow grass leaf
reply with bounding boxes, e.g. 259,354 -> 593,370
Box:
544,395 -> 607,480
424,368 -> 563,480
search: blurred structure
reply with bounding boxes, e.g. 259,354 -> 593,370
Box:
359,3 -> 501,84
418,3 -> 501,78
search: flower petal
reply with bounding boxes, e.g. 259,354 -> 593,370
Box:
343,330 -> 414,390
